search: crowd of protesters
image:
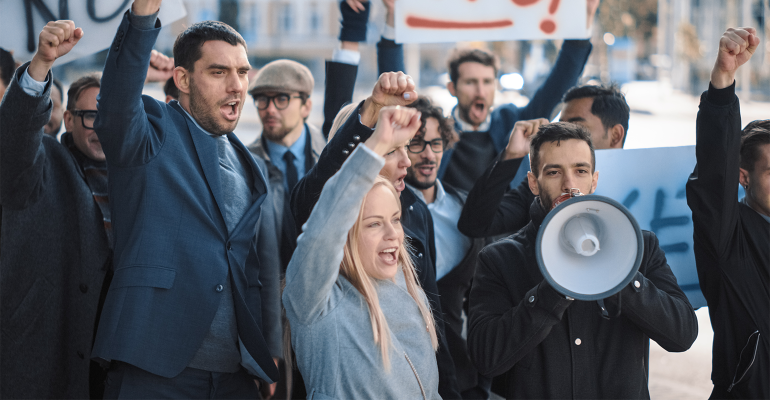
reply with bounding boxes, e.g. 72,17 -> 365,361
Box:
0,0 -> 767,399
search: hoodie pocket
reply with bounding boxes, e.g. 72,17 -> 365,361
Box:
727,330 -> 760,393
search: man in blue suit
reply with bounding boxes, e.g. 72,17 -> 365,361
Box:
92,0 -> 279,396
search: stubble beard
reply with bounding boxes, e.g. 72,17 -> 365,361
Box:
189,78 -> 239,136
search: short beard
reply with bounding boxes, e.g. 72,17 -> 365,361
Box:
262,122 -> 299,143
189,77 -> 236,136
405,170 -> 435,191
537,184 -> 555,212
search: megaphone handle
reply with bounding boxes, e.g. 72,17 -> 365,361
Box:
597,296 -> 621,319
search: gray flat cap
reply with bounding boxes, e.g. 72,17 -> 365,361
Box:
249,59 -> 314,96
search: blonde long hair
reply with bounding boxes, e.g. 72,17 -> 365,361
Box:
340,176 -> 438,370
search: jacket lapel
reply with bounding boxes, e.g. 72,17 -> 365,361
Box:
177,104 -> 227,223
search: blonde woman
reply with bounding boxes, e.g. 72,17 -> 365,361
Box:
282,106 -> 440,399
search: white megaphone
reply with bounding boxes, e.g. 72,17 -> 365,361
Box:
536,191 -> 644,301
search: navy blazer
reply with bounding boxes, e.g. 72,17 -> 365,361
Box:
91,13 -> 278,382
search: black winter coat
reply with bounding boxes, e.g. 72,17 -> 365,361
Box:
686,83 -> 770,399
468,199 -> 698,399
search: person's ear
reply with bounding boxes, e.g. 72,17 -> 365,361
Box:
301,97 -> 312,119
609,124 -> 625,148
528,171 -> 539,195
174,67 -> 190,95
739,167 -> 751,189
447,81 -> 456,97
63,110 -> 74,131
590,170 -> 599,194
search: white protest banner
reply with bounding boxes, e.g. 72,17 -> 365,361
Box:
395,0 -> 587,44
0,0 -> 187,65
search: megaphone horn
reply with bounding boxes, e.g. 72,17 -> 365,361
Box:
535,194 -> 644,301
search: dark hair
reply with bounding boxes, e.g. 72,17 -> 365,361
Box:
164,76 -> 180,100
66,74 -> 101,111
173,21 -> 246,72
740,120 -> 770,172
562,84 -> 630,146
446,48 -> 499,84
52,78 -> 64,102
530,122 -> 595,177
406,97 -> 457,147
0,47 -> 16,86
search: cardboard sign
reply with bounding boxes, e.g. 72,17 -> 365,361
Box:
395,0 -> 587,44
0,0 -> 186,65
512,146 -> 736,309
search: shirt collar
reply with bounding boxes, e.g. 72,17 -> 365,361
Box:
453,105 -> 492,132
405,179 -> 445,205
264,125 -> 307,162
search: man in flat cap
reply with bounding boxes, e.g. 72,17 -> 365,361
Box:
246,59 -> 326,399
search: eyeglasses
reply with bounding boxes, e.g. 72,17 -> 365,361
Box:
71,109 -> 98,129
253,93 -> 303,110
408,138 -> 446,154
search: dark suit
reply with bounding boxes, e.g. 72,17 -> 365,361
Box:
91,13 -> 278,384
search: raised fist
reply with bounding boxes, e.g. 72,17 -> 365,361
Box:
711,27 -> 760,89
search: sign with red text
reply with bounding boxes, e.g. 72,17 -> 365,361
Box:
395,0 -> 587,43
0,0 -> 186,65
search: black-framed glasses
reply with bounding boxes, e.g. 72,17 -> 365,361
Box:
254,93 -> 303,110
71,109 -> 98,129
408,138 -> 446,154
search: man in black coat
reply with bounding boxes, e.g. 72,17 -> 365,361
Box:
0,21 -> 112,398
291,72 -> 462,399
467,122 -> 698,399
686,27 -> 769,398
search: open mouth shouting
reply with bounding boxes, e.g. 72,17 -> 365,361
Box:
469,99 -> 488,123
393,172 -> 407,192
414,161 -> 437,179
221,99 -> 240,121
379,247 -> 399,265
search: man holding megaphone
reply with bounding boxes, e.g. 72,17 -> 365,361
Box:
467,122 -> 698,399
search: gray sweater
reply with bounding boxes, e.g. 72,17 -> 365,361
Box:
282,145 -> 441,400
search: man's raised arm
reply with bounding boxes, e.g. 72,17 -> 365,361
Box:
93,0 -> 164,167
686,27 -> 759,257
0,21 -> 82,208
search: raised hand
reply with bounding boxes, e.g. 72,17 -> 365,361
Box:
365,106 -> 422,157
504,118 -> 549,160
28,20 -> 83,82
586,0 -> 600,30
361,72 -> 418,127
383,0 -> 395,27
132,0 -> 163,16
345,0 -> 368,13
711,27 -> 760,89
145,50 -> 175,83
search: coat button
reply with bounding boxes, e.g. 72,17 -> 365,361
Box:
216,284 -> 224,292
227,243 -> 232,251
528,295 -> 535,303
634,280 -> 641,288
342,149 -> 349,156
348,142 -> 355,148
409,205 -> 413,211
575,338 -> 582,345
418,253 -> 423,258
79,284 -> 88,293
353,135 -> 361,142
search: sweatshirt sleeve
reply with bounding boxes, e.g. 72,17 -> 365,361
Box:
282,145 -> 385,325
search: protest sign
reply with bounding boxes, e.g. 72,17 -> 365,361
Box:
395,0 -> 587,44
0,0 -> 187,65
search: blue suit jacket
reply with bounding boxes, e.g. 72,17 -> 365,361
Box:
91,13 -> 278,382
